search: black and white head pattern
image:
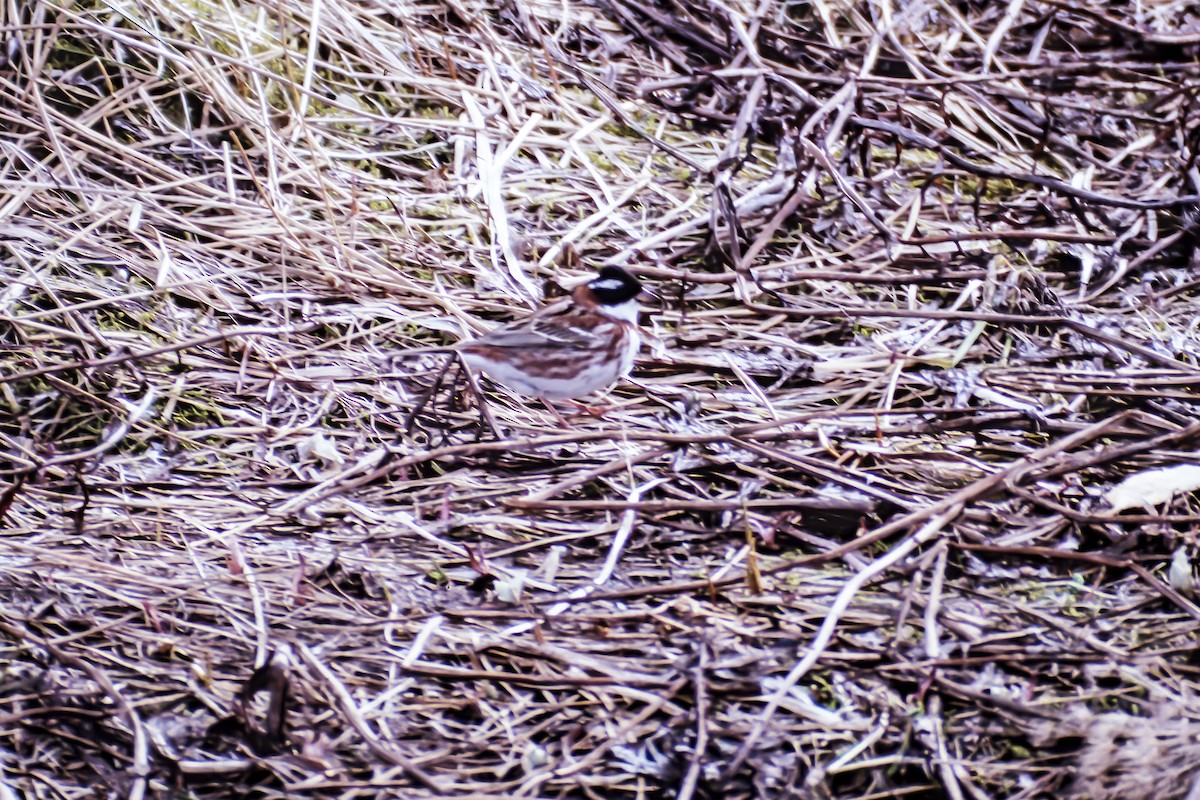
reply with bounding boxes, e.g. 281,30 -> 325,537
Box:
587,266 -> 642,307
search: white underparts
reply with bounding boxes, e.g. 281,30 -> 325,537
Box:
599,298 -> 639,325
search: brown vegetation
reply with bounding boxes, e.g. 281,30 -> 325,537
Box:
3,0 -> 1200,798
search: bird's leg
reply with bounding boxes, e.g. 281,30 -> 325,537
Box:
564,398 -> 612,418
403,354 -> 455,434
458,357 -> 503,439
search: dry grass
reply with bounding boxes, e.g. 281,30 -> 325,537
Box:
3,0 -> 1200,797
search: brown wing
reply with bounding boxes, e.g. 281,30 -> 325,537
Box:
469,306 -> 610,351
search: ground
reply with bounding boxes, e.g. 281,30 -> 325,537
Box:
3,1 -> 1200,798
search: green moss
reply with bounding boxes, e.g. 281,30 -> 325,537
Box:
1007,743 -> 1032,759
589,153 -> 617,173
955,174 -> 1020,202
873,146 -> 940,168
94,306 -> 161,341
168,394 -> 226,428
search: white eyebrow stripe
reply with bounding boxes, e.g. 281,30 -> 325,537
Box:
591,278 -> 626,292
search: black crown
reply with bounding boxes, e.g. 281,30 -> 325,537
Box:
588,266 -> 642,305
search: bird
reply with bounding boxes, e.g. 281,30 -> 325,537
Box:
454,265 -> 645,401
403,266 -> 646,426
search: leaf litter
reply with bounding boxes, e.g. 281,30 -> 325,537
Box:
3,1 -> 1200,798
